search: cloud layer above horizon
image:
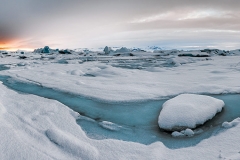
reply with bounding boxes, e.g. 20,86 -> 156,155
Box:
0,0 -> 240,50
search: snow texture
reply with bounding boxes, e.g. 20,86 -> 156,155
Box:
0,83 -> 98,160
1,48 -> 240,159
222,118 -> 240,128
1,48 -> 240,101
158,94 -> 224,131
0,76 -> 240,159
172,128 -> 196,137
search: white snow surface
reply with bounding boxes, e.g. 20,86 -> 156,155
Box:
0,83 -> 98,160
172,128 -> 195,137
1,50 -> 240,159
222,118 -> 240,128
1,55 -> 240,101
0,82 -> 240,159
158,94 -> 224,131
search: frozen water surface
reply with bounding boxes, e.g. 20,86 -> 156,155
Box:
0,65 -> 9,71
107,57 -> 171,69
0,75 -> 240,148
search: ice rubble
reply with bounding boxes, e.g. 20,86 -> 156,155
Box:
1,54 -> 240,101
158,94 -> 225,131
103,46 -> 113,54
114,47 -> 131,53
34,46 -> 58,54
171,128 -> 195,137
178,51 -> 210,57
222,118 -> 240,128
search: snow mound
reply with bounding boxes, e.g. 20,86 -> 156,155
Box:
222,118 -> 240,128
158,94 -> 224,131
166,57 -> 192,66
46,128 -> 98,159
69,70 -> 85,76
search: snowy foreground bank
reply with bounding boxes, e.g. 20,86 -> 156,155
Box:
1,82 -> 240,159
0,48 -> 240,159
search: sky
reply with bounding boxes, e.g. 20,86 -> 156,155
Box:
0,0 -> 240,51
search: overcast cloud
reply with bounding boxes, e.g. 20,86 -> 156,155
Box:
0,0 -> 240,50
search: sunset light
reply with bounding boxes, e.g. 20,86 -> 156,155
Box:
1,0 -> 240,50
1,1 -> 240,159
0,41 -> 33,51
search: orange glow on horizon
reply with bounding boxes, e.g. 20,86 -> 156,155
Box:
1,47 -> 34,51
0,41 -> 34,51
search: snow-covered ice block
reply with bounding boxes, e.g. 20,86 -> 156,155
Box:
222,118 -> 240,128
171,128 -> 194,137
99,121 -> 122,131
158,94 -> 224,131
69,69 -> 85,76
171,131 -> 184,137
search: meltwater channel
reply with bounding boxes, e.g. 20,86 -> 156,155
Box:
0,65 -> 240,149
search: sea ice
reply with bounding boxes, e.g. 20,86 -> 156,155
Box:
158,94 -> 225,131
99,121 -> 122,131
171,128 -> 194,137
222,118 -> 240,128
115,47 -> 131,53
103,46 -> 113,54
1,48 -> 240,159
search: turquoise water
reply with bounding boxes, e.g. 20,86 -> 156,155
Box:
0,75 -> 239,148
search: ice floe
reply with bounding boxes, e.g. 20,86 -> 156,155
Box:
158,94 -> 224,131
222,118 -> 240,128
